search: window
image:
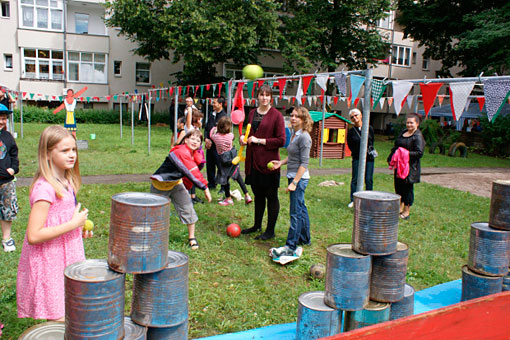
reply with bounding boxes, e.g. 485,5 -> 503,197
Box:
412,52 -> 417,65
1,1 -> 10,17
422,57 -> 430,70
19,0 -> 62,30
67,51 -> 107,83
75,13 -> 88,34
135,62 -> 150,84
114,60 -> 122,76
83,102 -> 93,109
391,45 -> 411,67
3,54 -> 12,71
22,48 -> 64,80
377,11 -> 393,29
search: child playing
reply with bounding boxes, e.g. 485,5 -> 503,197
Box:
210,116 -> 252,206
17,125 -> 92,321
151,129 -> 212,250
0,104 -> 19,252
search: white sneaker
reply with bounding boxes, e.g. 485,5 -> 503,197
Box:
2,238 -> 16,252
347,202 -> 354,208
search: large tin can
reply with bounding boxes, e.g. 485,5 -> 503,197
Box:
489,180 -> 510,230
503,271 -> 510,292
19,322 -> 65,340
389,284 -> 415,321
296,291 -> 342,340
324,243 -> 371,311
108,192 -> 170,274
344,300 -> 390,332
131,251 -> 189,327
146,321 -> 188,340
370,242 -> 409,302
64,259 -> 125,340
461,265 -> 503,302
352,191 -> 400,255
124,317 -> 147,340
468,222 -> 510,277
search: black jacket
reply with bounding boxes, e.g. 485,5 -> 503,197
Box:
0,130 -> 19,185
204,109 -> 227,140
346,125 -> 375,161
387,129 -> 425,183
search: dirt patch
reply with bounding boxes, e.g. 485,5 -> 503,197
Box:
421,172 -> 510,198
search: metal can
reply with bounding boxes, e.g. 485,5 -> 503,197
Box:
370,242 -> 409,302
389,284 -> 415,321
324,243 -> 371,311
296,291 -> 342,340
461,265 -> 503,302
352,191 -> 400,255
108,192 -> 170,274
489,180 -> 510,230
343,300 -> 390,331
146,321 -> 188,340
468,222 -> 510,277
64,259 -> 125,340
124,317 -> 147,340
131,251 -> 189,327
19,322 -> 65,340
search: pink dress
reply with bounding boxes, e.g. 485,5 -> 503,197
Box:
17,178 -> 85,320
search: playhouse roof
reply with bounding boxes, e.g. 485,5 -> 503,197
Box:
309,111 -> 352,124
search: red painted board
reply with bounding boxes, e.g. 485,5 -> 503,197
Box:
323,291 -> 510,340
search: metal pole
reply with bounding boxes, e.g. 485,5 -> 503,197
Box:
319,94 -> 327,167
356,68 -> 373,193
19,93 -> 24,138
119,96 -> 123,138
174,89 -> 178,139
131,99 -> 134,145
205,98 -> 209,128
147,92 -> 151,154
227,81 -> 232,116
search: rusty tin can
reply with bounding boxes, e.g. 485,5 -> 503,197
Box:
64,259 -> 125,340
344,300 -> 390,332
461,265 -> 503,302
370,242 -> 409,302
131,251 -> 189,327
324,243 -> 371,311
146,321 -> 188,340
468,222 -> 510,277
489,180 -> 510,230
124,317 -> 147,340
389,284 -> 415,320
19,322 -> 65,340
108,192 -> 170,274
352,191 -> 400,255
296,291 -> 342,340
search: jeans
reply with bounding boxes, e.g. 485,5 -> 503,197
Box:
286,178 -> 310,250
350,159 -> 374,202
206,147 -> 220,189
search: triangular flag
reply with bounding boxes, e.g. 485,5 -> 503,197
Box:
476,97 -> 485,111
327,96 -> 332,106
247,81 -> 254,99
334,73 -> 347,96
212,84 -> 217,96
406,95 -> 415,109
349,75 -> 365,105
231,82 -> 245,115
206,84 -> 210,90
277,78 -> 287,99
333,96 -> 339,105
354,98 -> 360,107
200,85 -> 204,98
315,74 -> 329,92
387,97 -> 394,107
391,81 -> 413,116
482,79 -> 510,122
449,82 -> 475,121
419,83 -> 443,117
371,79 -> 387,110
438,95 -> 445,107
274,97 -> 278,106
295,77 -> 303,106
379,97 -> 386,109
302,76 -> 314,96
307,96 -> 312,106
217,83 -> 223,97
257,79 -> 265,88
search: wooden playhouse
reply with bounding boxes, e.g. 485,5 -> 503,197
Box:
309,111 -> 351,159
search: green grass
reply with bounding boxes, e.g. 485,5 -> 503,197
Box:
0,172 -> 490,339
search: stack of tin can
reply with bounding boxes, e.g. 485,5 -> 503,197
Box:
461,180 -> 510,301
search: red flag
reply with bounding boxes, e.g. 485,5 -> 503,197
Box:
333,96 -> 339,105
277,78 -> 287,99
419,83 -> 443,117
476,97 -> 485,111
231,82 -> 245,115
302,76 -> 313,96
301,96 -> 306,106
185,86 -> 190,96
106,96 -> 111,101
257,79 -> 265,88
217,83 -> 223,97
178,87 -> 182,95
320,89 -> 325,104
206,84 -> 210,90
387,97 -> 394,107
169,87 -> 174,96
354,98 -> 360,107
194,85 -> 199,97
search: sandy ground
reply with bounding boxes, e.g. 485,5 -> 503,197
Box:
420,172 -> 510,198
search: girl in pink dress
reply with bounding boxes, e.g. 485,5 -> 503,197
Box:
17,125 -> 92,321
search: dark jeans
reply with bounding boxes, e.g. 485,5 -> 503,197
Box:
286,178 -> 310,250
350,159 -> 375,202
221,175 -> 249,198
251,179 -> 279,235
395,176 -> 414,206
206,147 -> 220,189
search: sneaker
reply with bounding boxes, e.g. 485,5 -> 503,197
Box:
245,194 -> 253,205
347,201 -> 354,208
2,238 -> 16,252
271,245 -> 295,258
192,197 -> 204,204
218,188 -> 225,196
218,198 -> 234,206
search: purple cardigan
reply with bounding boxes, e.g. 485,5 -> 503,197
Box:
245,106 -> 286,175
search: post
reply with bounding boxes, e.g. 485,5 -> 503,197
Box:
227,81 -> 232,116
147,92 -> 151,154
174,89 -> 178,139
205,98 -> 209,128
19,93 -> 24,138
131,99 -> 134,145
319,94 -> 327,167
119,96 -> 123,138
356,68 -> 373,193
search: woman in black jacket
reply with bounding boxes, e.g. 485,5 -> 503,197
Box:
387,114 -> 425,220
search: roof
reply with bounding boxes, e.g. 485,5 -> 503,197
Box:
309,111 -> 352,124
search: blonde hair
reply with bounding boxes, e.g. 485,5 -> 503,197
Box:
30,125 -> 81,198
293,106 -> 313,133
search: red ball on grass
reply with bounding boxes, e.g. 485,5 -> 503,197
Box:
226,223 -> 241,238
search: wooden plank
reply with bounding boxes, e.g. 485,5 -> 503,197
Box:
322,291 -> 510,340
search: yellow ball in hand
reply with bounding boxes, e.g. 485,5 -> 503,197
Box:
267,162 -> 274,170
84,219 -> 94,231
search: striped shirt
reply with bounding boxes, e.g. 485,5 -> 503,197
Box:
210,127 -> 234,155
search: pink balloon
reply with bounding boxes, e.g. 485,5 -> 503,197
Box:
231,109 -> 245,125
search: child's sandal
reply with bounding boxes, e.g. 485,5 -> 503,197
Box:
188,238 -> 199,250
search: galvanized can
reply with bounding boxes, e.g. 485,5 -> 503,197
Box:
503,271 -> 510,292
468,222 -> 510,277
124,317 -> 147,340
352,191 -> 400,255
19,322 -> 65,340
108,192 -> 170,274
344,300 -> 390,332
296,291 -> 342,340
370,242 -> 409,302
324,243 -> 371,311
489,180 -> 510,231
64,259 -> 125,340
131,251 -> 189,327
146,321 -> 188,340
389,284 -> 415,321
461,265 -> 503,302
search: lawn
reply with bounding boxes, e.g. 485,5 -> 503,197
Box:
0,122 -> 502,338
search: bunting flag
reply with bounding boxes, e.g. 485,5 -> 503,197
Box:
247,81 -> 255,99
334,73 -> 347,96
302,76 -> 314,96
371,79 -> 387,110
449,81 -> 475,121
307,96 -> 312,106
349,75 -> 365,106
419,82 -> 443,117
354,98 -> 360,107
295,77 -> 303,105
437,95 -> 445,107
212,84 -> 217,96
194,85 -> 199,97
391,81 -> 413,116
476,97 -> 485,111
387,97 -> 394,107
231,82 -> 245,115
379,97 -> 386,109
200,85 -> 204,98
217,83 -> 223,97
406,95 -> 415,109
257,79 -> 265,88
333,96 -> 339,105
277,78 -> 287,99
482,79 -> 510,122
315,74 -> 328,92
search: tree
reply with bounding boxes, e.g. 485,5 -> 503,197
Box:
279,0 -> 392,73
105,0 -> 281,84
396,0 -> 510,76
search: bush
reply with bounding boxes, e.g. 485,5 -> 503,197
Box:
480,115 -> 510,157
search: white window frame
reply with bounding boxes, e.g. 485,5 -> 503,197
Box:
74,12 -> 88,34
67,51 -> 108,84
391,45 -> 412,67
18,0 -> 63,31
3,53 -> 13,71
113,60 -> 122,77
1,0 -> 10,17
21,48 -> 64,80
135,62 -> 150,85
377,11 -> 394,30
422,57 -> 430,70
